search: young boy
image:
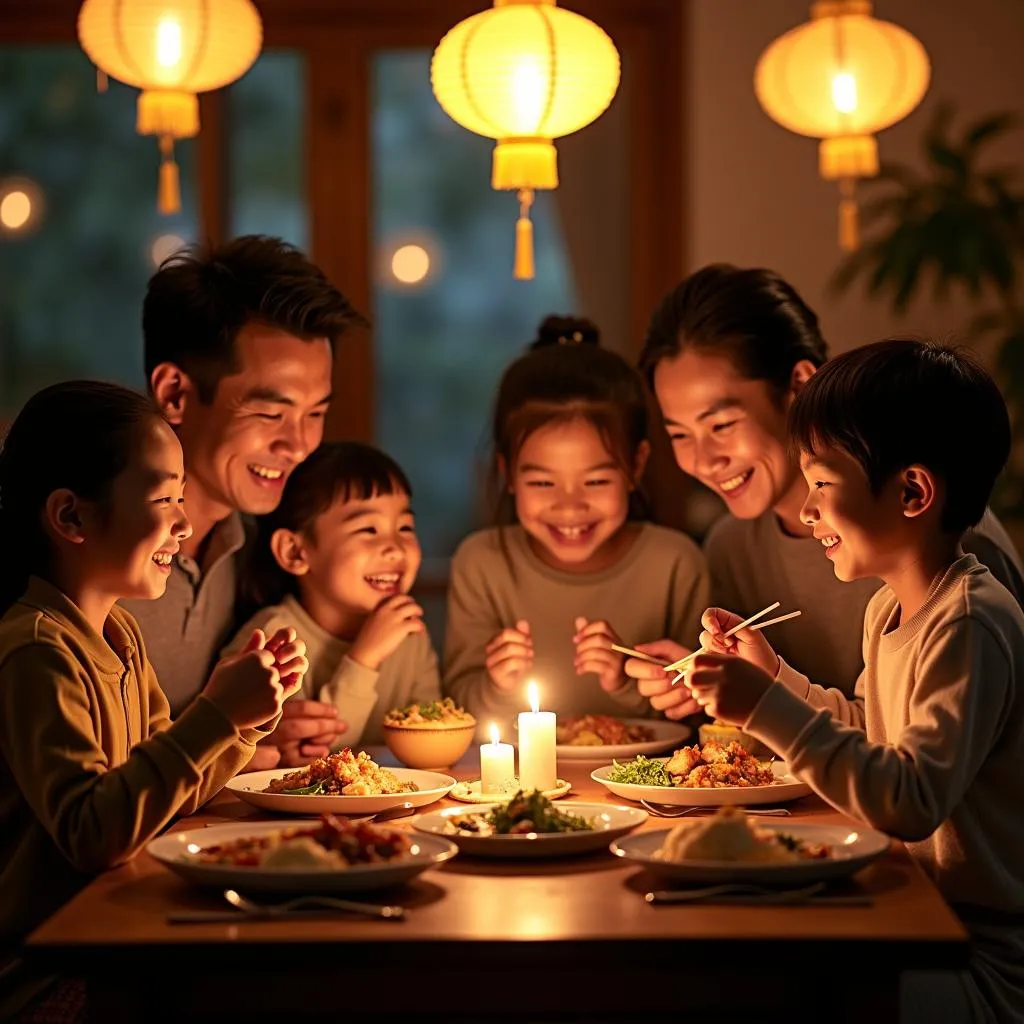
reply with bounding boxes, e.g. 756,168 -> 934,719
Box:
682,339 -> 1024,1023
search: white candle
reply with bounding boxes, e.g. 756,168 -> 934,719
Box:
517,681 -> 556,794
480,723 -> 515,795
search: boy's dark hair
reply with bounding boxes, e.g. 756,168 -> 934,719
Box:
244,442 -> 412,608
489,343 -> 649,524
143,235 -> 367,403
789,338 -> 1011,534
529,315 -> 601,350
638,264 -> 828,396
0,381 -> 162,616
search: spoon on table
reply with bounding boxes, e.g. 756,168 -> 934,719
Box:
223,889 -> 405,920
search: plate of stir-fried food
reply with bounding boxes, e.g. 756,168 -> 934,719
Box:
412,790 -> 647,858
149,814 -> 457,893
226,748 -> 456,815
610,807 -> 888,884
554,715 -> 693,760
591,740 -> 811,807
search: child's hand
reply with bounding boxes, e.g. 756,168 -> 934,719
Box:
698,608 -> 780,678
263,626 -> 310,692
349,595 -> 425,671
485,619 -> 533,693
203,629 -> 290,729
573,617 -> 627,693
624,639 -> 701,720
683,652 -> 774,725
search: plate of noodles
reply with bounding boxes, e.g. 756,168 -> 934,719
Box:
591,740 -> 811,807
610,807 -> 889,884
554,715 -> 692,760
151,815 -> 457,893
226,748 -> 456,815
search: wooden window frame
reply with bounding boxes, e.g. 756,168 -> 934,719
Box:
1,0 -> 685,445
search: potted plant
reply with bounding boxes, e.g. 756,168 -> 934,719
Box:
831,103 -> 1024,530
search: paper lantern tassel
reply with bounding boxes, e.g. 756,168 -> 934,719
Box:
157,135 -> 181,215
514,188 -> 535,281
95,66 -> 108,93
838,178 -> 859,252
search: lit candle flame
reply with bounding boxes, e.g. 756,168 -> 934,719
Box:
489,722 -> 500,746
527,680 -> 539,714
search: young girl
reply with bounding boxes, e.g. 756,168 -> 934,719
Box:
0,381 -> 303,1017
443,342 -> 709,733
230,441 -> 441,746
627,264 -> 1024,715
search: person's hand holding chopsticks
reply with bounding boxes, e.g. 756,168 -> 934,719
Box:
697,607 -> 781,678
622,639 -> 703,720
682,653 -> 775,725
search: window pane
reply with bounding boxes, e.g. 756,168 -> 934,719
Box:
228,51 -> 307,249
0,47 -> 198,416
372,50 -> 579,561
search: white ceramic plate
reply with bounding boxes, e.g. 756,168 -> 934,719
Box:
225,767 -> 456,815
591,759 -> 811,807
610,822 -> 890,885
555,719 -> 692,761
448,778 -> 571,804
149,820 -> 457,893
412,802 -> 647,858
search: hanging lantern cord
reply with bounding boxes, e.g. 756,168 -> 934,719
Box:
157,135 -> 182,216
838,177 -> 860,253
514,187 -> 535,281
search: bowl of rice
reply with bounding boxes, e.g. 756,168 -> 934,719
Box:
382,698 -> 477,769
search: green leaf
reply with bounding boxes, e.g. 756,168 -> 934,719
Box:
965,112 -> 1017,151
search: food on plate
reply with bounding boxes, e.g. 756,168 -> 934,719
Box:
556,714 -> 655,747
655,807 -> 830,863
264,748 -> 418,796
445,790 -> 594,837
698,720 -> 772,759
383,697 -> 476,728
608,740 -> 775,789
188,814 -> 412,870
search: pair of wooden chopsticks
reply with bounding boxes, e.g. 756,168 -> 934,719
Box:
611,601 -> 802,685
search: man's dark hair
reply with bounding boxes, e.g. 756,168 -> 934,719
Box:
143,235 -> 367,402
789,338 -> 1011,534
638,264 -> 828,395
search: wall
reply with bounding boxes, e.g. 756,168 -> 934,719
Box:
685,0 -> 1024,357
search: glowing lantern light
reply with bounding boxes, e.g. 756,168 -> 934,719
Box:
77,0 -> 263,214
755,0 -> 930,250
431,0 -> 620,279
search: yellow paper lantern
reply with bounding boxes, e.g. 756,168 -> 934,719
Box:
755,0 -> 930,250
77,0 -> 262,214
431,0 -> 620,279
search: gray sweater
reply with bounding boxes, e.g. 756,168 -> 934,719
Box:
443,523 -> 708,735
747,555 -> 1024,1023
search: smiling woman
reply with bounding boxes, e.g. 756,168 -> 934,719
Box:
630,264 -> 1024,701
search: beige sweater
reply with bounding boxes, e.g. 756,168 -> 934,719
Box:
704,507 -> 1023,696
444,523 -> 708,735
228,595 -> 441,745
746,555 -> 1024,1023
0,578 -> 269,952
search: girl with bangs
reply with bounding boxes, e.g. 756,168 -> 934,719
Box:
230,442 -> 441,747
444,342 -> 708,734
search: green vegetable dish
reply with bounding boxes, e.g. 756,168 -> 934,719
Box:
447,790 -> 594,837
607,755 -> 672,787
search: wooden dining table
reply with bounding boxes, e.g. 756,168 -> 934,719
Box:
25,748 -> 968,1023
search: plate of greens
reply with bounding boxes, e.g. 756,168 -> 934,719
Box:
412,790 -> 647,858
591,755 -> 811,807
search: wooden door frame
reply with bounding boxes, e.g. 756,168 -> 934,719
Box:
0,0 -> 685,444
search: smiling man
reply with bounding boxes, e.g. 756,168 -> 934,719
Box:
123,235 -> 367,767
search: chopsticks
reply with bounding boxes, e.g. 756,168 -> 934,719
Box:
610,643 -> 670,667
611,602 -> 802,685
663,603 -> 802,685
